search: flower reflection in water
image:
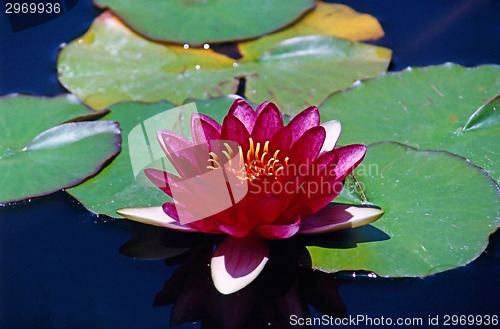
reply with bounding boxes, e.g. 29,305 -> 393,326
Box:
121,223 -> 390,329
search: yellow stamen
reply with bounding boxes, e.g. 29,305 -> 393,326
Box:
222,150 -> 232,162
255,142 -> 260,161
207,137 -> 289,182
224,143 -> 233,157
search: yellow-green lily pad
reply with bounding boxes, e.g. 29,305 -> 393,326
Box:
238,1 -> 385,61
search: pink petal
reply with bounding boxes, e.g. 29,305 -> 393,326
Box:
116,207 -> 196,232
299,204 -> 384,234
221,115 -> 251,150
214,222 -> 254,238
255,101 -> 273,115
286,106 -> 320,143
312,149 -> 339,176
191,114 -> 222,145
252,102 -> 284,143
255,215 -> 301,240
143,168 -> 174,197
319,120 -> 341,154
227,98 -> 258,132
163,202 -> 223,234
157,129 -> 193,156
298,180 -> 345,215
211,235 -> 269,295
268,126 -> 293,159
334,144 -> 367,180
156,130 -> 203,178
288,126 -> 326,168
247,194 -> 284,225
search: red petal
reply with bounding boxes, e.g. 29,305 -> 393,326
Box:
221,115 -> 251,150
268,125 -> 293,162
246,194 -> 284,225
116,206 -> 196,232
299,204 -> 384,234
255,101 -> 273,115
288,126 -> 326,168
156,130 -> 203,178
215,222 -> 254,238
163,202 -> 223,234
334,144 -> 367,180
255,215 -> 301,240
227,98 -> 258,132
211,235 -> 269,294
287,106 -> 320,144
252,102 -> 284,143
144,168 -> 175,197
191,114 -> 222,146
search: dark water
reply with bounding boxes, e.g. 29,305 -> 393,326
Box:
1,0 -> 499,328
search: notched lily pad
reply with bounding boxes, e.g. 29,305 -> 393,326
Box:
93,0 -> 315,45
57,12 -> 391,116
0,94 -> 121,204
242,35 -> 391,115
308,142 -> 500,277
320,63 -> 500,183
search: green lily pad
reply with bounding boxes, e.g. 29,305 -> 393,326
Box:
0,94 -> 121,204
93,0 -> 315,46
307,142 -> 500,277
57,12 -> 391,116
320,63 -> 500,183
66,96 -> 238,218
241,35 -> 391,116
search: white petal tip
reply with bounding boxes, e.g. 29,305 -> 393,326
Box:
116,206 -> 195,232
320,120 -> 342,153
211,255 -> 268,295
299,204 -> 384,234
347,206 -> 384,228
210,236 -> 269,295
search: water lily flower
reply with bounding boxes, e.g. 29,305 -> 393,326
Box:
117,99 -> 383,295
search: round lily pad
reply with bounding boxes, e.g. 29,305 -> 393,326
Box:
93,0 -> 315,45
307,142 -> 500,277
320,63 -> 500,183
0,94 -> 121,204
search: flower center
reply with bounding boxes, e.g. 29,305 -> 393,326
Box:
207,138 -> 288,182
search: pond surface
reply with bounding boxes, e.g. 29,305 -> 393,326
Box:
1,0 -> 499,328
